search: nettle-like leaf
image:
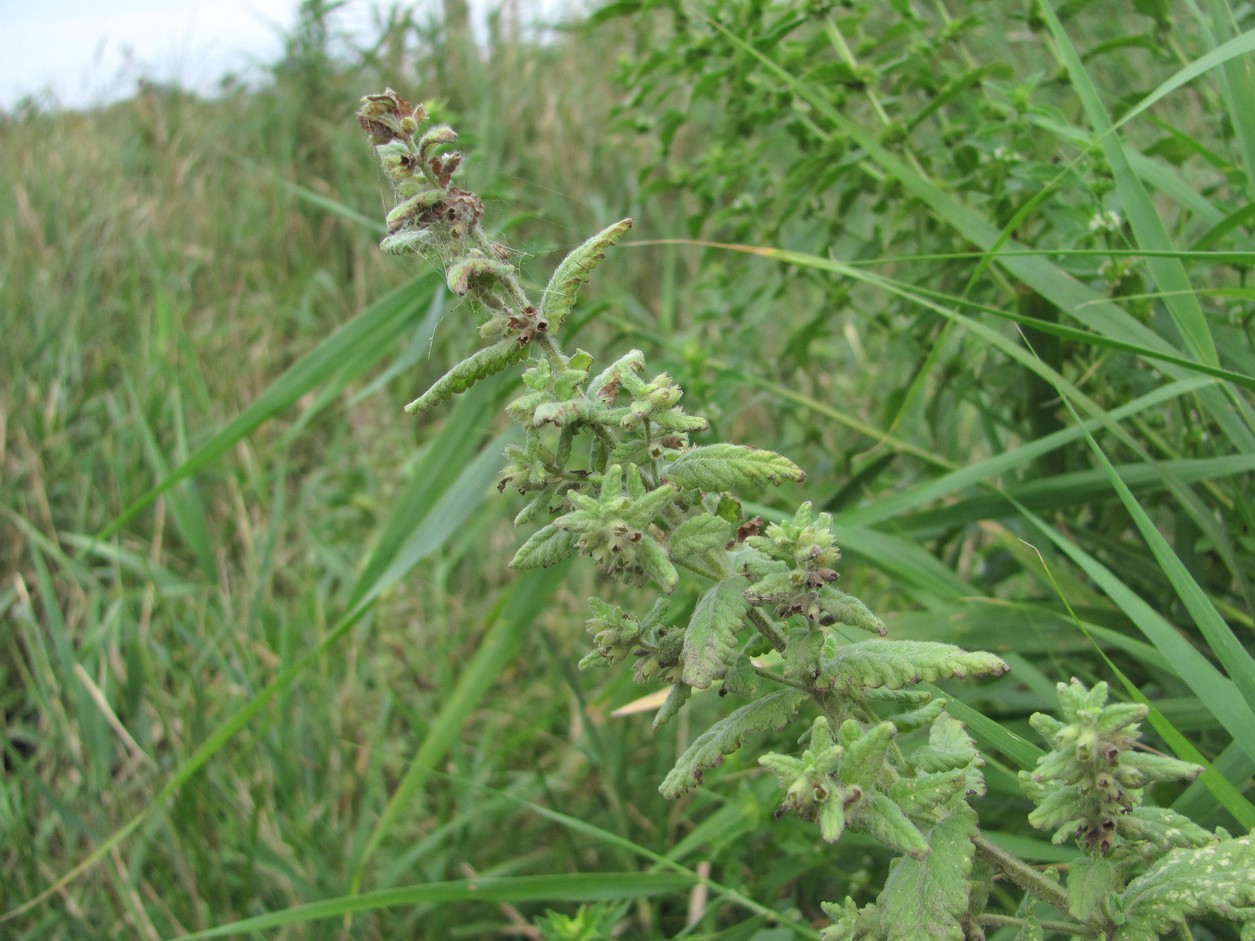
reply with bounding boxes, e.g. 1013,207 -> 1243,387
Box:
510,523 -> 578,570
1115,833 -> 1255,940
669,512 -> 732,560
876,803 -> 979,941
404,338 -> 528,413
662,443 -> 806,492
540,218 -> 633,334
820,897 -> 881,941
1067,857 -> 1119,926
1116,805 -> 1224,853
721,651 -> 761,698
681,575 -> 750,689
819,640 -> 1009,692
659,688 -> 807,798
653,683 -> 691,731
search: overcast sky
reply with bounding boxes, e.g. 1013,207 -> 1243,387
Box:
0,0 -> 575,111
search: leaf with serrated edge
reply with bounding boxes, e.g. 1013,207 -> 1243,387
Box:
877,804 -> 978,940
1067,858 -> 1118,925
671,513 -> 733,560
652,683 -> 691,731
405,338 -> 527,413
681,576 -> 750,689
663,443 -> 805,492
540,219 -> 633,334
659,688 -> 807,798
821,640 -> 1008,692
510,525 -> 578,570
1119,833 -> 1255,938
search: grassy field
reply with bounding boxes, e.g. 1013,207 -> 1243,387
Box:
3,2 -> 1255,938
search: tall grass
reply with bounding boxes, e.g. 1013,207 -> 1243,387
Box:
3,1 -> 1253,938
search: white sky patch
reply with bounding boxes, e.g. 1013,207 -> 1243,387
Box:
2,0 -> 298,108
1,0 -> 582,111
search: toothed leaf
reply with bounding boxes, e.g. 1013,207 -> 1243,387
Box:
681,576 -> 750,689
653,683 -> 691,731
876,803 -> 978,939
1068,858 -> 1118,925
670,513 -> 733,559
405,338 -> 527,413
855,793 -> 931,860
663,443 -> 806,492
1118,834 -> 1255,939
820,640 -> 1009,692
540,218 -> 633,334
510,524 -> 578,570
660,688 -> 807,798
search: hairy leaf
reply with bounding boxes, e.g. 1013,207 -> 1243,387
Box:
663,443 -> 806,492
446,256 -> 515,296
820,640 -> 1009,692
1117,806 -> 1221,852
1118,834 -> 1255,939
1067,858 -> 1118,925
405,339 -> 528,413
659,688 -> 807,798
722,651 -> 761,698
878,804 -> 978,940
637,536 -> 679,594
540,218 -> 633,334
670,513 -> 733,560
653,683 -> 691,731
681,576 -> 750,689
855,793 -> 931,861
510,524 -> 578,570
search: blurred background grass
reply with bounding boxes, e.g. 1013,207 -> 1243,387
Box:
3,1 -> 1254,938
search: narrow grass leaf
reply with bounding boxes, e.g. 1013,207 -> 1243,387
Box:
699,13 -> 1255,453
99,274 -> 436,539
165,872 -> 695,940
123,380 -> 216,581
347,565 -> 568,894
1038,1 -> 1216,366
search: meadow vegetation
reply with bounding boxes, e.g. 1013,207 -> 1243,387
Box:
3,1 -> 1254,938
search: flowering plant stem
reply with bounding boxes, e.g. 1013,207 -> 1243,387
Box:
357,88 -> 1255,941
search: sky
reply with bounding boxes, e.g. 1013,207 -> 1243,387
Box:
2,0 -> 300,109
0,0 -> 574,111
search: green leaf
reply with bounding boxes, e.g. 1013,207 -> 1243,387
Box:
659,688 -> 807,798
1067,857 -> 1118,924
510,524 -> 579,570
100,275 -> 436,540
164,871 -> 696,940
681,576 -> 750,689
821,640 -> 1009,692
670,513 -> 733,559
855,793 -> 931,862
877,804 -> 978,940
663,443 -> 806,492
539,218 -> 633,334
1118,833 -> 1255,938
1117,806 -> 1220,852
722,652 -> 761,698
652,683 -> 691,731
637,536 -> 679,594
405,338 -> 528,413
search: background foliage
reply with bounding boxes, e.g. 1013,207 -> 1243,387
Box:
2,0 -> 1253,938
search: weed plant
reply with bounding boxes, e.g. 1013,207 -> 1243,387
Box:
348,79 -> 1254,938
3,1 -> 1255,939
